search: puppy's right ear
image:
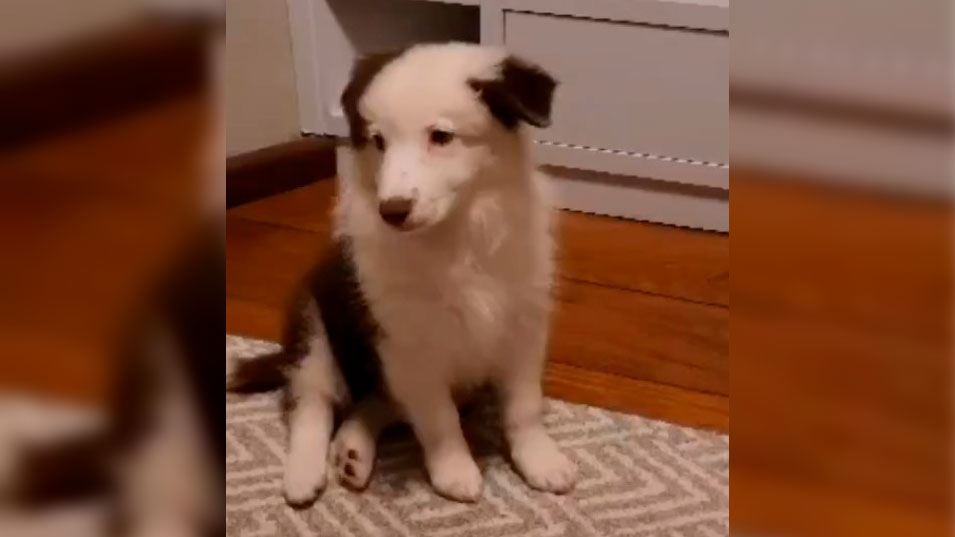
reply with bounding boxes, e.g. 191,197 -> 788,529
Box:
340,51 -> 402,147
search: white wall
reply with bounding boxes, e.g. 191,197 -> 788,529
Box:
225,0 -> 301,155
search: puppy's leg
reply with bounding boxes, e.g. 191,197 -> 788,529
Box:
282,303 -> 342,508
330,395 -> 398,490
498,326 -> 577,493
409,391 -> 482,502
283,385 -> 333,507
383,350 -> 482,502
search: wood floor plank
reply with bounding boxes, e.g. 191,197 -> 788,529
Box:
557,211 -> 728,306
226,297 -> 282,342
544,361 -> 729,432
551,278 -> 729,395
229,178 -> 338,229
226,216 -> 329,306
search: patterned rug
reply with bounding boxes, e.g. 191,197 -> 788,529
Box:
226,335 -> 729,537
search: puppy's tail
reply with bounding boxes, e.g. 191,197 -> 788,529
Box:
226,350 -> 288,392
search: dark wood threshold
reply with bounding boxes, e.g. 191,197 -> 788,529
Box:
0,19 -> 208,149
730,83 -> 954,137
226,136 -> 337,208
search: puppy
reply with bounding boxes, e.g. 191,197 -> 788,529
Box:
228,43 -> 576,505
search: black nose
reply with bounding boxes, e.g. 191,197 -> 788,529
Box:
378,197 -> 413,228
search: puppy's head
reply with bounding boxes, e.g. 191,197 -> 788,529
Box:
341,43 -> 556,231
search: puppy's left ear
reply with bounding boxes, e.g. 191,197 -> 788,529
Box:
469,56 -> 557,129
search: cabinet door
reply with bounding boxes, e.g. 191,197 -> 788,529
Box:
504,10 -> 728,188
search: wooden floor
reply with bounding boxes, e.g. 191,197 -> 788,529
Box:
1,96 -> 207,406
226,179 -> 730,432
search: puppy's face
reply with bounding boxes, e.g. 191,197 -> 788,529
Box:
358,84 -> 496,231
341,44 -> 556,231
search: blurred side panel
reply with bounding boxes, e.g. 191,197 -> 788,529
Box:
0,2 -> 223,536
732,1 -> 954,536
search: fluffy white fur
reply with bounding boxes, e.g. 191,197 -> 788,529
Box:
285,43 -> 576,503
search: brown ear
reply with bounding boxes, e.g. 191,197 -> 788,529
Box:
469,56 -> 557,129
340,51 -> 403,147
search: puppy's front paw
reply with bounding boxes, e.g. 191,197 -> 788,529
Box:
427,451 -> 483,502
283,458 -> 327,508
512,434 -> 577,494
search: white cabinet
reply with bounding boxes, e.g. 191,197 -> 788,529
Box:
288,0 -> 729,231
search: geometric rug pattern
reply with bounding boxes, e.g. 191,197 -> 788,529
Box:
226,335 -> 729,537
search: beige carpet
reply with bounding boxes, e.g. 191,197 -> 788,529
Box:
226,335 -> 729,537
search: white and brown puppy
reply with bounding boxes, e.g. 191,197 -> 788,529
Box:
228,43 -> 576,505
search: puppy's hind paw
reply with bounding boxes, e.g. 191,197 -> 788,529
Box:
330,423 -> 376,491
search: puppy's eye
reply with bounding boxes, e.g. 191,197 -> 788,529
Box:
371,133 -> 386,151
429,129 -> 454,146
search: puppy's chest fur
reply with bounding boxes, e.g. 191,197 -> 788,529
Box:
347,190 -> 552,387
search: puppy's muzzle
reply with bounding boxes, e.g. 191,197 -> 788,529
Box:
378,197 -> 414,229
